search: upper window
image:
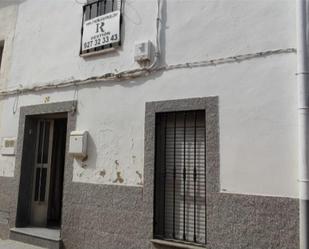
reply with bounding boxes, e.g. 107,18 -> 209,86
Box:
154,110 -> 207,246
80,0 -> 122,56
0,41 -> 4,70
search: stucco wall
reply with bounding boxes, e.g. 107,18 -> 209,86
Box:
0,0 -> 298,197
0,2 -> 19,89
7,0 -> 296,87
0,2 -> 19,177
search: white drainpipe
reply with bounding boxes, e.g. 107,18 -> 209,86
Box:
297,0 -> 309,248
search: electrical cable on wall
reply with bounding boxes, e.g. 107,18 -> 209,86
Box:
12,94 -> 19,114
146,0 -> 162,69
0,48 -> 296,98
72,84 -> 79,113
0,0 -> 296,98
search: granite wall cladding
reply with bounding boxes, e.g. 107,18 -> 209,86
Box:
0,177 -> 13,239
206,193 -> 298,249
60,184 -> 298,249
0,176 -> 299,249
61,183 -> 152,249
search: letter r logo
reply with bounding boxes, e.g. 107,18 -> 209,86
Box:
96,22 -> 105,33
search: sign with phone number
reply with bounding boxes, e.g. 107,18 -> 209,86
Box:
82,10 -> 120,51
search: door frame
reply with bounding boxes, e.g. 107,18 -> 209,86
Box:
13,101 -> 77,230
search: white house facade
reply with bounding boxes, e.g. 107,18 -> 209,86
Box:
0,0 -> 302,248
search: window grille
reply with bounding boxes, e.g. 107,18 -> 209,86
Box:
80,0 -> 122,55
154,110 -> 206,246
34,120 -> 51,202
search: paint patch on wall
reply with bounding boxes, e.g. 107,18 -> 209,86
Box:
72,125 -> 144,187
113,171 -> 124,183
136,170 -> 143,185
99,169 -> 106,177
0,156 -> 15,177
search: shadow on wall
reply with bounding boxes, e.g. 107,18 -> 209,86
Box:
0,0 -> 25,9
75,131 -> 98,170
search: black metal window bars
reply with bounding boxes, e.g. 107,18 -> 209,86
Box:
34,120 -> 50,202
154,110 -> 207,246
80,0 -> 122,55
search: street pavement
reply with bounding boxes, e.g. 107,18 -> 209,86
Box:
0,240 -> 46,249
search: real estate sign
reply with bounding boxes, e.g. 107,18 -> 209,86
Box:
82,10 -> 120,51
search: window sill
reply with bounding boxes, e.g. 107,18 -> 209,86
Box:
151,239 -> 206,249
80,47 -> 116,58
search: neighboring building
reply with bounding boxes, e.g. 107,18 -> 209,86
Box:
0,0 -> 300,249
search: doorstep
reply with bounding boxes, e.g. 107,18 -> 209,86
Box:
10,227 -> 61,249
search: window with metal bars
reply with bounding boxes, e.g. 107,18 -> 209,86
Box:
154,110 -> 206,246
80,0 -> 122,55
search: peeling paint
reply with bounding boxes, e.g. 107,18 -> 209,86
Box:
113,171 -> 124,183
99,170 -> 106,177
136,170 -> 142,179
114,160 -> 119,167
44,96 -> 50,103
71,119 -> 144,186
136,170 -> 143,185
